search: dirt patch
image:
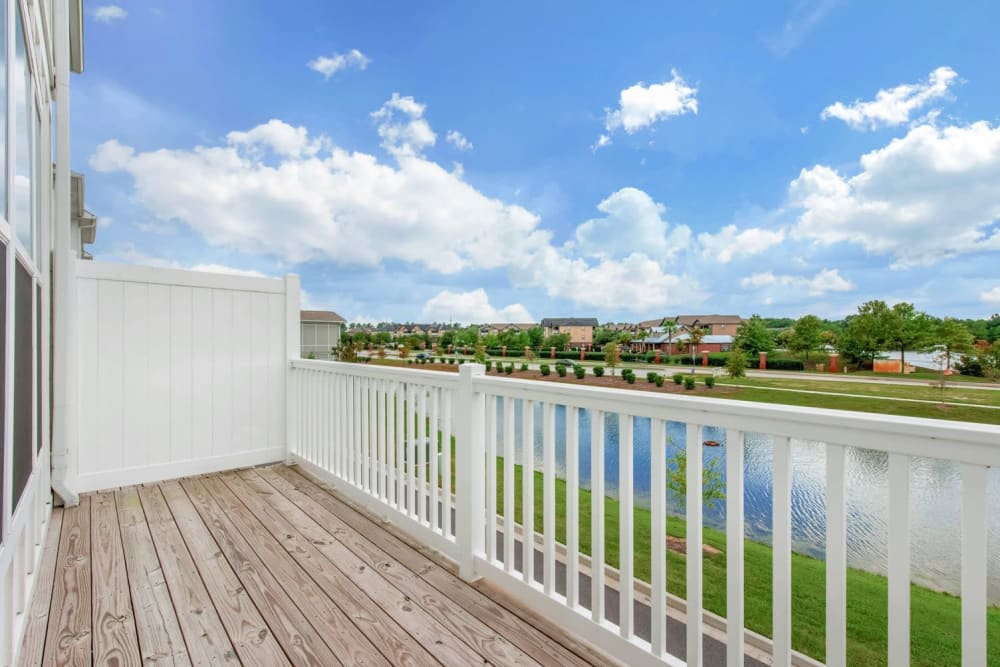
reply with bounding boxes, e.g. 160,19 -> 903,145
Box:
667,535 -> 722,557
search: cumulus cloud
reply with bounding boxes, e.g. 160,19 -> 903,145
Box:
981,287 -> 1000,305
596,70 -> 697,147
821,66 -> 958,131
94,5 -> 127,22
371,93 -> 437,157
789,121 -> 1000,268
698,224 -> 786,263
227,119 -> 323,158
740,268 -> 855,295
574,187 -> 691,261
445,130 -> 472,151
307,49 -> 370,79
421,289 -> 533,324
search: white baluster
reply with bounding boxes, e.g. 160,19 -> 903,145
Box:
961,463 -> 987,667
826,443 -> 847,667
888,452 -> 910,667
650,418 -> 667,658
591,409 -> 606,624
566,406 -> 580,610
619,414 -> 634,639
543,401 -> 556,596
686,423 -> 704,667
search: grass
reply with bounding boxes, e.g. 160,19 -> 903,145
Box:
496,460 -> 1000,666
715,377 -> 1000,425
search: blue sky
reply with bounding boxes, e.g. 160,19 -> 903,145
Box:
76,1 -> 1000,323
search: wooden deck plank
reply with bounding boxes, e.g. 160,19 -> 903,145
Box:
173,477 -> 345,667
196,475 -> 394,667
272,465 -> 607,667
17,508 -> 64,666
91,492 -> 143,666
148,483 -> 290,667
42,495 -> 92,667
115,487 -> 191,666
116,486 -> 221,665
227,469 -> 485,667
250,467 -> 541,667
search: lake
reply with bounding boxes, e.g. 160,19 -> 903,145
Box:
497,400 -> 1000,603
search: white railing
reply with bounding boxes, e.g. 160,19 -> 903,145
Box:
288,360 -> 1000,667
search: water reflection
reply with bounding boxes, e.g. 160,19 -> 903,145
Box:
495,398 -> 1000,603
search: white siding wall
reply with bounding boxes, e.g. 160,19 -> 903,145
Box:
73,261 -> 295,492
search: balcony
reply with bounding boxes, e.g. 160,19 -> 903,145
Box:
20,465 -> 619,666
5,262 -> 1000,667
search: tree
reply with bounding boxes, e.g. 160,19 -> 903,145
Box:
336,340 -> 359,362
726,348 -> 747,377
663,321 -> 678,355
687,328 -> 705,364
986,314 -> 1000,343
838,300 -> 893,365
603,342 -> 621,376
885,302 -> 934,372
789,315 -> 824,362
543,333 -> 571,350
734,314 -> 775,356
665,448 -> 725,511
593,327 -> 618,347
527,326 -> 544,349
473,343 -> 487,364
399,343 -> 411,359
936,318 -> 974,374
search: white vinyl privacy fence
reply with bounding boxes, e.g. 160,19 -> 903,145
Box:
288,359 -> 1000,667
67,261 -> 299,493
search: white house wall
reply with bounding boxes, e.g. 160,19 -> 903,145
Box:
73,261 -> 295,492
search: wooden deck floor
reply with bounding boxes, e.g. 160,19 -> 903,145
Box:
17,465 -> 620,666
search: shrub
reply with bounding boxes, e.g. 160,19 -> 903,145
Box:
625,372 -> 636,384
646,372 -> 658,383
673,373 -> 684,385
573,365 -> 586,379
540,364 -> 550,376
684,376 -> 696,390
654,375 -> 665,387
408,359 -> 414,364
593,365 -> 605,377
705,376 -> 716,388
505,364 -> 514,375
520,363 -> 529,372
485,360 -> 493,371
557,365 -> 567,377
727,349 -> 748,378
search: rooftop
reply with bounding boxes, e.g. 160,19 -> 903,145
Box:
300,309 -> 346,323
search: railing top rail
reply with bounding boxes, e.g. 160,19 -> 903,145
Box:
290,358 -> 461,388
471,374 -> 1000,466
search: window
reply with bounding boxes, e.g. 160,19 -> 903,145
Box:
13,2 -> 33,253
0,1 -> 6,220
13,260 -> 32,509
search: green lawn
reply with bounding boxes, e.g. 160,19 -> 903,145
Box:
715,377 -> 1000,425
497,460 -> 1000,666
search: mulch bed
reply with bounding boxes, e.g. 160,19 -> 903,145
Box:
370,359 -> 734,395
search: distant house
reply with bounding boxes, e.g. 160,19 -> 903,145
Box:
632,331 -> 735,355
636,317 -> 666,331
481,322 -> 537,336
301,310 -> 346,359
672,314 -> 743,336
541,317 -> 599,348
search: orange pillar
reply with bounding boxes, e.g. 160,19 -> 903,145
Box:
502,345 -> 507,357
550,346 -> 556,359
580,348 -> 586,361
759,351 -> 767,370
654,350 -> 661,364
829,352 -> 839,373
702,350 -> 709,366
525,346 -> 531,358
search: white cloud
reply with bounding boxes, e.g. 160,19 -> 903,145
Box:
94,5 -> 127,22
445,130 -> 472,151
307,49 -> 370,79
227,119 -> 323,158
98,217 -> 113,228
100,244 -> 271,278
790,121 -> 1000,268
92,110 -> 706,313
574,187 -> 691,261
821,66 -> 958,131
422,289 -> 533,324
740,268 -> 856,295
981,287 -> 1000,305
598,70 -> 697,146
697,224 -> 786,263
371,93 -> 437,157
189,264 -> 269,278
591,134 -> 612,152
